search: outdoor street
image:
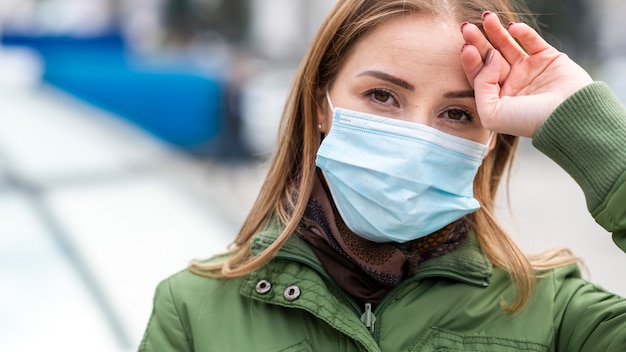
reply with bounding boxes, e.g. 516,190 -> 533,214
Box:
1,53 -> 625,352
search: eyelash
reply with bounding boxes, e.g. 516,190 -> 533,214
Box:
440,107 -> 475,124
363,88 -> 399,107
363,88 -> 475,124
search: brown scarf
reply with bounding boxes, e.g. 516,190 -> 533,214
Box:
298,171 -> 470,307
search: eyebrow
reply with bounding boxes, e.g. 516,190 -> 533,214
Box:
443,90 -> 475,99
357,70 -> 414,91
357,70 -> 475,99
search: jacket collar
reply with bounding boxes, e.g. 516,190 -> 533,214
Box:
244,223 -> 380,350
249,220 -> 493,288
242,222 -> 491,351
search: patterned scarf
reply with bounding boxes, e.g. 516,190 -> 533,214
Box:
298,171 -> 471,307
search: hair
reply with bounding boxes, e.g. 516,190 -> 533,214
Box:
191,0 -> 580,312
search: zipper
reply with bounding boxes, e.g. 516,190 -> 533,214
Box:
360,302 -> 376,333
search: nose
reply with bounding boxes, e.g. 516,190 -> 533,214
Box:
401,106 -> 432,126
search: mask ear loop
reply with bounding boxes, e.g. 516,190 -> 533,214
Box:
319,91 -> 336,140
325,91 -> 336,112
481,131 -> 496,159
485,131 -> 495,146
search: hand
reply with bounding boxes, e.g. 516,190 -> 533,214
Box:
460,12 -> 593,138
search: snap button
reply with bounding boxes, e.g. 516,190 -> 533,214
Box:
255,279 -> 272,294
284,285 -> 301,301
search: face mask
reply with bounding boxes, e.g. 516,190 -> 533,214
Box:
315,93 -> 492,243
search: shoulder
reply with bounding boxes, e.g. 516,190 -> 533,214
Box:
545,262 -> 584,283
535,262 -> 585,296
535,263 -> 625,314
139,266 -> 249,351
157,265 -> 246,308
537,265 -> 626,349
150,266 -> 249,336
488,263 -> 593,309
164,266 -> 223,290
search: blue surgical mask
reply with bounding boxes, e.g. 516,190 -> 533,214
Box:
315,93 -> 492,243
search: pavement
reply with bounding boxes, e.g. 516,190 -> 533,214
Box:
1,52 -> 625,351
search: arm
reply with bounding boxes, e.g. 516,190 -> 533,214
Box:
533,85 -> 626,349
532,83 -> 626,251
461,12 -> 626,248
462,12 -> 626,349
138,279 -> 193,352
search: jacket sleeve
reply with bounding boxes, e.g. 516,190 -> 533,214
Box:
138,278 -> 193,352
532,82 -> 626,251
533,82 -> 626,350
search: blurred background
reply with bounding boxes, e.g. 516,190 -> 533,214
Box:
0,0 -> 625,351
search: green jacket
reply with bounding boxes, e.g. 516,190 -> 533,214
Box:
139,83 -> 626,351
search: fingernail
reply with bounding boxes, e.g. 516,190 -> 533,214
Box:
484,48 -> 494,65
460,22 -> 469,33
482,11 -> 491,20
508,22 -> 515,29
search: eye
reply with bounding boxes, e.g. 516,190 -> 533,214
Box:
373,90 -> 392,103
442,108 -> 474,123
365,88 -> 398,106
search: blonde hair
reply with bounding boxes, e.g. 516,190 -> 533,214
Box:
191,0 -> 580,311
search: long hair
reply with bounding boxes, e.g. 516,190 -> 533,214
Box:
191,0 -> 579,311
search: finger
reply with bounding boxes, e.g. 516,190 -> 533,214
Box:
461,46 -> 511,88
460,44 -> 483,88
472,50 -> 540,137
482,12 -> 528,63
461,22 -> 493,62
461,22 -> 511,84
472,50 -> 509,129
508,22 -> 552,55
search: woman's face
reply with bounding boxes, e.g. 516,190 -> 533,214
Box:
319,14 -> 492,144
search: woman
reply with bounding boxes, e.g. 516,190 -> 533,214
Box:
139,0 -> 626,350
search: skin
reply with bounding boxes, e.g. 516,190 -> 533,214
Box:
318,15 -> 493,145
317,12 -> 594,141
461,11 -> 593,138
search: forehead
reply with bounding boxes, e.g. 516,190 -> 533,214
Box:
341,15 -> 465,75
